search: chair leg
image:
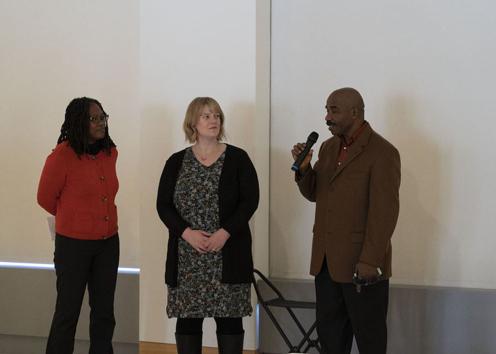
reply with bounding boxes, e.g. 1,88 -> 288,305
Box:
217,331 -> 244,354
175,333 -> 202,354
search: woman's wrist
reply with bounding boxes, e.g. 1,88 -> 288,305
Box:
219,228 -> 230,239
181,227 -> 192,240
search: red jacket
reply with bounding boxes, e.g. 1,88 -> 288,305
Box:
37,142 -> 119,240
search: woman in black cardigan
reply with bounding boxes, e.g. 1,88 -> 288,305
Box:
157,97 -> 259,354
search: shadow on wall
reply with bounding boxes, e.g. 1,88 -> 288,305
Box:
269,146 -> 315,279
383,95 -> 457,353
383,94 -> 450,283
139,104 -> 182,339
141,104 -> 180,164
223,101 -> 255,152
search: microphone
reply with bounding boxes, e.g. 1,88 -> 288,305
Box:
291,132 -> 319,171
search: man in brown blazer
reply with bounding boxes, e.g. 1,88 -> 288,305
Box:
292,88 -> 400,354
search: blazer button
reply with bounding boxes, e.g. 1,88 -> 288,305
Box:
100,176 -> 105,181
104,216 -> 109,221
102,196 -> 108,202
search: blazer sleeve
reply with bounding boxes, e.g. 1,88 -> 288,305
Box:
156,154 -> 190,237
295,143 -> 324,202
359,146 -> 401,267
220,150 -> 259,236
37,148 -> 67,216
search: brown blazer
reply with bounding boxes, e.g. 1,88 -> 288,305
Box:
297,123 -> 400,282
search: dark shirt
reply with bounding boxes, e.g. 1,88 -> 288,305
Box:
86,140 -> 105,155
336,121 -> 369,167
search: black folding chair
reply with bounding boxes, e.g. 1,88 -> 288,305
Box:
253,269 -> 321,353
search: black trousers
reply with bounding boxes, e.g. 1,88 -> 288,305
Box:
46,234 -> 119,354
315,261 -> 389,354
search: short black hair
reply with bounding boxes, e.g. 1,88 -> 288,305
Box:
57,97 -> 115,157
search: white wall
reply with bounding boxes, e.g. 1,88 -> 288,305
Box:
0,0 -> 140,267
6,0 -> 492,347
1,0 -> 269,348
138,0 -> 270,348
270,0 -> 496,289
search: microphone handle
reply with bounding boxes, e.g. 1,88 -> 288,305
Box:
291,142 -> 313,171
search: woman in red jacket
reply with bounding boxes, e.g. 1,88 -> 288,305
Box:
37,97 -> 119,354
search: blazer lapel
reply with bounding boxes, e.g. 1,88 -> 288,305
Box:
325,138 -> 341,180
329,124 -> 373,184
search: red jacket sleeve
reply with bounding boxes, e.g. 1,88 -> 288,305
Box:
37,148 -> 67,216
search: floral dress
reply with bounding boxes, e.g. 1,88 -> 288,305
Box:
167,147 -> 252,318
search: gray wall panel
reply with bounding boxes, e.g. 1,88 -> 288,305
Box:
257,277 -> 496,354
0,267 -> 138,351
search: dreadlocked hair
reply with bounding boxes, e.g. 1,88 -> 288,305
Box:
57,97 -> 116,158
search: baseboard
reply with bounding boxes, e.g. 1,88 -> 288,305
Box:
139,341 -> 257,354
0,334 -> 138,354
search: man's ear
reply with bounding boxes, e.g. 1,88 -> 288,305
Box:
351,107 -> 357,118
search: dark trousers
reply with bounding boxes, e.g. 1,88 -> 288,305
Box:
46,234 -> 119,354
176,317 -> 243,335
315,262 -> 389,354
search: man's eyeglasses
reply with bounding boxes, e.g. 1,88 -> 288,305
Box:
89,114 -> 109,124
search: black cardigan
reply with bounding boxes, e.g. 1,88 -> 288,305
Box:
157,144 -> 260,287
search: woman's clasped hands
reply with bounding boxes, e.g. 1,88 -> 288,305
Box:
181,227 -> 230,254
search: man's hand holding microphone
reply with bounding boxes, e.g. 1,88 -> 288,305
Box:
291,131 -> 319,174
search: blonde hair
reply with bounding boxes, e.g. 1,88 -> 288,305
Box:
183,97 -> 226,143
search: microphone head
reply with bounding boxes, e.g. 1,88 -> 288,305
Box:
308,131 -> 319,143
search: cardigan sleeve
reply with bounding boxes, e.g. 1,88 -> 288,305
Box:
37,147 -> 67,216
156,153 -> 190,237
220,150 -> 260,236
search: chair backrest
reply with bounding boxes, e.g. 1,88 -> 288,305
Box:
252,268 -> 286,305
